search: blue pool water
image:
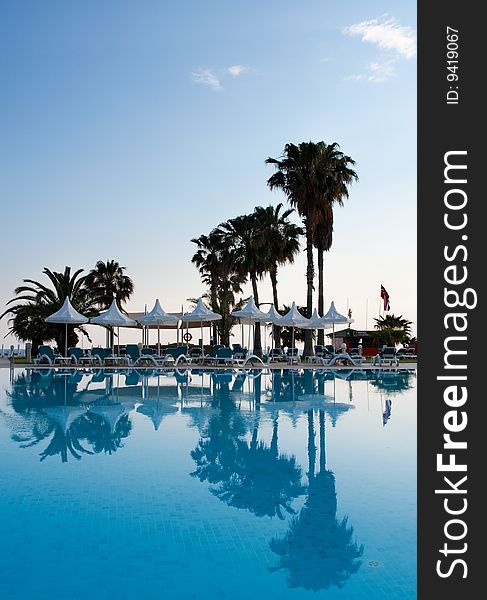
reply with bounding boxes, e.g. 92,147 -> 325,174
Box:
0,367 -> 416,599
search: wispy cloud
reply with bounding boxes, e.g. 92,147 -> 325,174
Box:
343,16 -> 416,59
344,59 -> 397,83
192,65 -> 249,90
191,68 -> 223,91
227,65 -> 247,77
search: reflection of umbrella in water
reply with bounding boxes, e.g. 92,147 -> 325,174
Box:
181,405 -> 217,431
45,296 -> 89,357
136,374 -> 178,430
43,405 -> 87,434
38,404 -> 92,462
89,401 -> 135,434
136,400 -> 178,430
263,397 -> 354,428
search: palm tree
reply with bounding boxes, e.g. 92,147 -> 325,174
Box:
1,266 -> 94,354
313,146 -> 357,344
216,213 -> 267,356
266,142 -> 358,356
85,259 -> 134,310
253,204 -> 303,347
373,314 -> 413,346
191,231 -> 245,345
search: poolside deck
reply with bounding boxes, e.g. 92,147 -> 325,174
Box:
0,357 -> 417,371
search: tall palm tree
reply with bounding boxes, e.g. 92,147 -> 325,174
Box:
216,213 -> 267,356
266,142 -> 358,356
84,260 -> 134,310
253,204 -> 303,347
1,266 -> 94,353
313,146 -> 358,344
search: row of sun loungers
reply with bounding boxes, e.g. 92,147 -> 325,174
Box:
35,344 -> 404,369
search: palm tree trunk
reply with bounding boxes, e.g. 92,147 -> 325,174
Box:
307,409 -> 316,480
269,265 -> 281,348
304,229 -> 314,356
271,415 -> 278,457
251,273 -> 262,356
210,283 -> 218,344
317,248 -> 325,346
319,409 -> 326,472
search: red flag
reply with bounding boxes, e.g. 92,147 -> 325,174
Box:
381,285 -> 390,311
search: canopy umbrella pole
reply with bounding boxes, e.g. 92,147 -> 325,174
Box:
200,321 -> 204,353
158,325 -> 161,356
65,323 -> 68,357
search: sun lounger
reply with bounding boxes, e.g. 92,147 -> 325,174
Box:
268,348 -> 286,363
36,345 -> 72,366
164,346 -> 189,363
308,345 -> 336,364
126,344 -> 175,367
286,347 -> 299,364
213,347 -> 238,366
68,347 -> 97,366
373,347 -> 399,366
232,344 -> 247,361
91,347 -> 112,366
198,344 -> 223,365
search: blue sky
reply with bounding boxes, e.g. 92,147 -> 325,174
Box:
0,0 -> 416,347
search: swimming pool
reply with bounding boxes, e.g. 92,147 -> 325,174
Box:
0,367 -> 416,599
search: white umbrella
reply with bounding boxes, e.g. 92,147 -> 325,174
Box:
278,302 -> 310,351
303,308 -> 326,329
321,301 -> 354,350
264,305 -> 284,351
90,299 -> 136,355
231,296 -> 267,353
265,305 -> 283,324
45,297 -> 89,357
181,298 -> 222,353
136,299 -> 179,355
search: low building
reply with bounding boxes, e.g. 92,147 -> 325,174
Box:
327,328 -> 380,357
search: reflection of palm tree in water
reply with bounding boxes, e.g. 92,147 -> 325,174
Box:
191,382 -> 304,519
2,372 -> 132,462
269,409 -> 363,591
371,370 -> 415,394
75,411 -> 132,455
